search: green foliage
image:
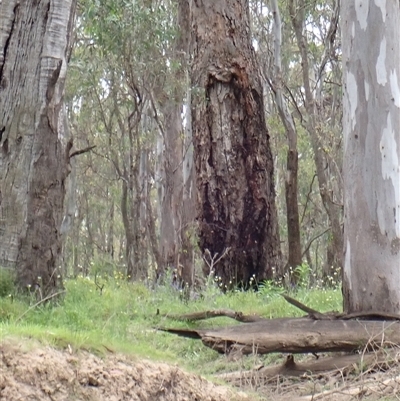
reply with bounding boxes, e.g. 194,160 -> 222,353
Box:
0,274 -> 342,375
64,0 -> 185,280
294,262 -> 312,288
258,279 -> 285,297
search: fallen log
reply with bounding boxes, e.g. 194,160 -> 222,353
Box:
218,349 -> 400,383
159,318 -> 400,354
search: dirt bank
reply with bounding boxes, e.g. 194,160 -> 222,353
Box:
0,341 -> 248,401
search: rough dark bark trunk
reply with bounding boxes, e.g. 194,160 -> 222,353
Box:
106,198 -> 114,259
285,149 -> 302,275
191,0 -> 281,288
0,0 -> 77,295
121,177 -> 135,279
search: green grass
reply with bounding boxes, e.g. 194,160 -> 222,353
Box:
0,274 -> 342,376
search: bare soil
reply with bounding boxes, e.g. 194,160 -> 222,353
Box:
3,340 -> 398,401
0,341 -> 249,401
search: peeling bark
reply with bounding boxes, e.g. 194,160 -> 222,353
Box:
0,1 -> 76,295
191,0 -> 281,288
342,2 -> 400,313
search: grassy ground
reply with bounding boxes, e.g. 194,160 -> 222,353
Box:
0,271 -> 342,378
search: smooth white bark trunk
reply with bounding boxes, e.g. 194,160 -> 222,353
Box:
342,1 -> 400,313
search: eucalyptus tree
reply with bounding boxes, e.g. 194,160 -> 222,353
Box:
268,0 -> 302,281
66,0 -> 170,280
65,0 -> 196,282
0,1 -> 77,295
156,0 -> 196,286
191,0 -> 281,287
288,0 -> 343,277
342,1 -> 400,313
249,0 -> 342,282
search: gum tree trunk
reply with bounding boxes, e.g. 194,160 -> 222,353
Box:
289,0 -> 343,275
191,0 -> 281,288
0,1 -> 76,295
157,0 -> 194,286
270,0 -> 302,281
342,2 -> 400,313
178,0 -> 196,288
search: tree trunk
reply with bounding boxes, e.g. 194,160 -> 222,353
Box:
342,2 -> 400,313
121,177 -> 135,278
191,0 -> 281,288
157,0 -> 193,285
180,98 -> 196,287
106,198 -> 114,259
178,0 -> 196,287
289,0 -> 343,273
158,101 -> 183,276
0,1 -> 76,295
270,0 -> 302,281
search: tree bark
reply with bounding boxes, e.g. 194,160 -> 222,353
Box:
270,0 -> 302,281
289,0 -> 343,273
191,0 -> 281,288
157,101 -> 183,276
178,0 -> 196,287
161,318 -> 400,355
157,0 -> 194,286
0,1 -> 76,295
342,2 -> 400,313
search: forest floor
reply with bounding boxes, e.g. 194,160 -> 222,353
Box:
0,339 -> 250,401
1,276 -> 398,400
2,338 -> 399,401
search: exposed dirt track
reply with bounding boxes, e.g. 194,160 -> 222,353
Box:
0,341 -> 248,401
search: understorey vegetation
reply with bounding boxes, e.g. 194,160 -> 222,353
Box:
0,268 -> 341,372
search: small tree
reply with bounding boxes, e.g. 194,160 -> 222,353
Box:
0,1 -> 77,295
342,1 -> 400,312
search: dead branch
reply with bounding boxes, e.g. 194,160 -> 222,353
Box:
160,309 -> 265,323
295,373 -> 400,401
281,295 -> 400,322
301,227 -> 331,259
69,145 -> 96,158
300,173 -> 317,225
281,294 -> 332,320
15,290 -> 67,323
